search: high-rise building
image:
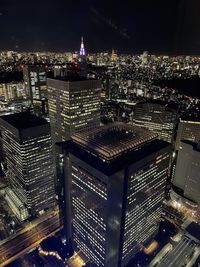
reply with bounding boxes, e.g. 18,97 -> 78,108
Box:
47,76 -> 101,143
111,49 -> 117,62
23,65 -> 47,103
175,114 -> 200,150
0,113 -> 55,218
62,123 -> 171,267
0,82 -> 26,101
172,140 -> 200,204
131,100 -> 178,143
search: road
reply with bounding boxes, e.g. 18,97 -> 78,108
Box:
0,210 -> 63,267
153,235 -> 197,267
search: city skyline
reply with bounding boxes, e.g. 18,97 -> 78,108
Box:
0,1 -> 200,266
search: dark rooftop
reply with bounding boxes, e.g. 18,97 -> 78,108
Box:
0,112 -> 49,129
139,100 -> 179,111
57,137 -> 170,176
49,73 -> 95,82
52,76 -> 88,82
181,140 -> 200,152
186,222 -> 200,241
71,123 -> 157,161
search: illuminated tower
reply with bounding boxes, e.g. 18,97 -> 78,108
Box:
111,48 -> 117,61
79,36 -> 86,56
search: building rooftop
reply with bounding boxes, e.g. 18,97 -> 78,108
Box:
138,100 -> 179,112
71,123 -> 157,161
181,140 -> 200,152
49,73 -> 95,82
181,113 -> 200,122
0,112 -> 48,129
186,222 -> 200,241
57,136 -> 170,176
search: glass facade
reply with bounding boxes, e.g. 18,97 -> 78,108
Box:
47,78 -> 101,143
132,102 -> 177,143
65,124 -> 171,267
122,153 -> 170,265
23,65 -> 47,103
173,140 -> 200,204
71,164 -> 107,267
175,119 -> 200,150
0,114 -> 55,217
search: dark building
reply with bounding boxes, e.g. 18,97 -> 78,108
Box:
47,76 -> 101,143
0,113 -> 55,218
61,123 -> 171,267
23,65 -> 47,103
172,140 -> 200,205
176,113 -> 200,150
131,100 -> 178,143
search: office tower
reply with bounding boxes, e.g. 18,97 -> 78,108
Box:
47,76 -> 101,143
0,113 -> 55,219
172,140 -> 200,204
175,114 -> 200,150
0,82 -> 26,101
131,100 -> 178,143
62,123 -> 171,267
23,65 -> 47,103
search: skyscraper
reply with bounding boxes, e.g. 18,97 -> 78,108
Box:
131,100 -> 178,143
23,65 -> 47,104
172,140 -> 200,204
175,114 -> 200,150
62,123 -> 171,267
0,113 -> 55,218
47,76 -> 101,143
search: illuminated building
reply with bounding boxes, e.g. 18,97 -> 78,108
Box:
0,113 -> 55,217
47,76 -> 101,143
173,140 -> 200,205
32,98 -> 49,117
4,187 -> 29,221
0,82 -> 26,101
79,36 -> 86,56
131,100 -> 178,143
23,65 -> 47,103
111,49 -> 117,61
62,123 -> 171,267
175,115 -> 200,150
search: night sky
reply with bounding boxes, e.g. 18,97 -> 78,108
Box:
0,0 -> 200,54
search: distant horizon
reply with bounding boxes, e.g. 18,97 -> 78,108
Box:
1,0 -> 200,55
1,49 -> 200,57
